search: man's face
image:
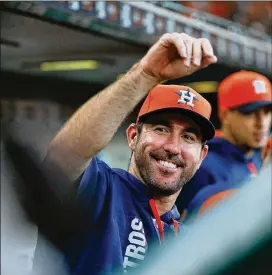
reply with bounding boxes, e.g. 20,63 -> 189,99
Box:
224,106 -> 271,149
126,111 -> 208,196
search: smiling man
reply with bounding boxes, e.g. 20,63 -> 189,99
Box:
126,85 -> 213,218
42,32 -> 217,275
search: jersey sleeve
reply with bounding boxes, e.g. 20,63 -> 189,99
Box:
77,156 -> 111,224
183,184 -> 238,222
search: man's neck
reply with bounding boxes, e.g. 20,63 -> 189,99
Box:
153,195 -> 179,216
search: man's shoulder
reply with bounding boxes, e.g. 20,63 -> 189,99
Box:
202,138 -> 237,168
198,149 -> 228,173
83,156 -> 116,177
188,144 -> 233,185
82,157 -> 136,189
79,157 -> 120,192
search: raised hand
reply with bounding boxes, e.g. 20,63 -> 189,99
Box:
139,32 -> 217,82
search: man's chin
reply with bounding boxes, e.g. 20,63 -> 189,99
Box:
150,186 -> 180,197
250,141 -> 267,150
148,179 -> 183,196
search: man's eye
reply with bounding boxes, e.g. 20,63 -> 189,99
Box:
241,112 -> 254,117
183,134 -> 196,142
155,127 -> 168,133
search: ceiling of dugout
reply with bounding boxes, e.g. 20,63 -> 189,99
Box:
1,10 -> 148,85
2,8 -> 262,88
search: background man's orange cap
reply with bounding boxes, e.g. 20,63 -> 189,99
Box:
137,84 -> 215,141
218,70 -> 272,113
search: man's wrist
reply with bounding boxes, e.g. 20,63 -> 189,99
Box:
125,62 -> 160,92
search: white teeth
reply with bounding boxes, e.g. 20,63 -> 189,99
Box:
159,160 -> 177,169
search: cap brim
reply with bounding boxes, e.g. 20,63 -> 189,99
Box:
139,108 -> 215,141
234,101 -> 272,113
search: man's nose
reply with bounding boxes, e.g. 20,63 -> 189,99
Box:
163,134 -> 181,155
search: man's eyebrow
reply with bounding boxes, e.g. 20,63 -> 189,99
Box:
183,126 -> 202,138
144,117 -> 203,138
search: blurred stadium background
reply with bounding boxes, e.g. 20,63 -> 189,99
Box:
1,1 -> 271,274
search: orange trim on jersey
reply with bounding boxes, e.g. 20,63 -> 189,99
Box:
214,129 -> 223,137
198,189 -> 237,215
247,162 -> 257,176
262,135 -> 272,161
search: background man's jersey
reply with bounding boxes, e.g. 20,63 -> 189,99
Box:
176,137 -> 263,216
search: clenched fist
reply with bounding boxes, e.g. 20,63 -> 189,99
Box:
139,32 -> 217,82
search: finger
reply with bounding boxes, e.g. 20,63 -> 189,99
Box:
200,38 -> 215,57
170,33 -> 187,58
192,39 -> 202,66
159,33 -> 187,58
184,39 -> 193,67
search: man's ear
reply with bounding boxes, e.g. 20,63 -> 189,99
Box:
126,123 -> 138,150
219,108 -> 230,122
220,110 -> 231,126
197,144 -> 208,170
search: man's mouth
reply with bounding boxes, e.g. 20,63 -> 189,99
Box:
158,160 -> 177,169
150,151 -> 184,169
253,132 -> 267,141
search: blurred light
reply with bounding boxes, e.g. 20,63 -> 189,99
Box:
184,81 -> 219,93
40,60 -> 100,71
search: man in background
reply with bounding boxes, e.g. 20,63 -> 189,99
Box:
176,70 -> 272,219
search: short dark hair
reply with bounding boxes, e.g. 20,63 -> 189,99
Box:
136,121 -> 144,135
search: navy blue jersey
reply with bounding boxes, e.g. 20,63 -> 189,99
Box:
64,157 -> 184,275
176,137 -> 263,214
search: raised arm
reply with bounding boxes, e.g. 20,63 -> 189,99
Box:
44,33 -> 217,181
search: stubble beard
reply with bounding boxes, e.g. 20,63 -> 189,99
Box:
134,149 -> 199,196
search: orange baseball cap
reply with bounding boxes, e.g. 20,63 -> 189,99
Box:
137,84 -> 215,141
218,70 -> 272,113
